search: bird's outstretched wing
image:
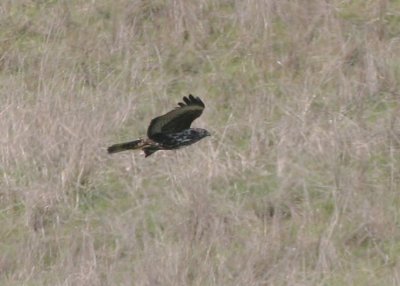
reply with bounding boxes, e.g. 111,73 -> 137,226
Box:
147,95 -> 205,139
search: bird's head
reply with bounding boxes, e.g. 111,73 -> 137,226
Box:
191,128 -> 211,138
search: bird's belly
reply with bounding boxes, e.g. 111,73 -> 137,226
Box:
158,131 -> 202,149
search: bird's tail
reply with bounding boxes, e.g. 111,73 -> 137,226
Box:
107,139 -> 144,154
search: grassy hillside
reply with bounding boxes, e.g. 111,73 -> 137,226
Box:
1,0 -> 400,285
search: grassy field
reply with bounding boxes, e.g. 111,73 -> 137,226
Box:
1,0 -> 400,285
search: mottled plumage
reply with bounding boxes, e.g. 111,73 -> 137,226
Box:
107,95 -> 210,157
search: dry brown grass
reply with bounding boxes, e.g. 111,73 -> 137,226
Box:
1,0 -> 400,285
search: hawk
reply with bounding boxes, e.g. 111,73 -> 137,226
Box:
107,95 -> 210,157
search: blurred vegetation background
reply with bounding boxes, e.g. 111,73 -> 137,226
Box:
0,0 -> 400,285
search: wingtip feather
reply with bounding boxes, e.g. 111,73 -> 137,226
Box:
176,94 -> 205,108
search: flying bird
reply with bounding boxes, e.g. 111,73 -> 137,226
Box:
107,95 -> 210,157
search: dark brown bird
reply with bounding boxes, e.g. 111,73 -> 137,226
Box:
107,95 -> 210,157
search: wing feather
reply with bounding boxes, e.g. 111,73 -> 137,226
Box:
147,95 -> 205,140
